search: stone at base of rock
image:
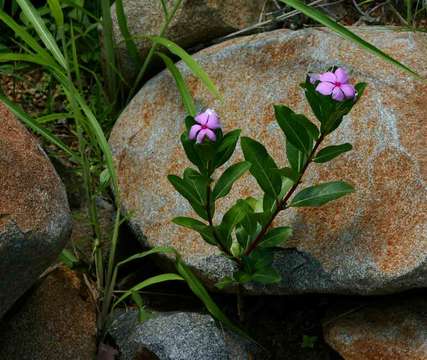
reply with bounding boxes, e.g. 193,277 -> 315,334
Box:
110,309 -> 264,360
323,296 -> 427,360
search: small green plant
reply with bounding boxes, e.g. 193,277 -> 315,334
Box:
169,68 -> 366,288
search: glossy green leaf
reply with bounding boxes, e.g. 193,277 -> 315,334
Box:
241,137 -> 282,198
272,167 -> 299,183
158,52 -> 196,116
212,161 -> 251,200
279,0 -> 422,79
286,140 -> 307,173
150,36 -> 220,99
252,267 -> 281,284
290,181 -> 354,207
260,227 -> 293,248
275,105 -> 312,154
213,129 -> 241,169
172,217 -> 216,245
219,200 -> 253,249
314,143 -> 352,163
181,131 -> 204,172
167,175 -> 208,220
183,168 -> 208,206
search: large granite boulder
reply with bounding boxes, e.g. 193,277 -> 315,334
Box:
110,27 -> 427,295
0,103 -> 72,317
111,0 -> 271,73
323,297 -> 427,360
0,266 -> 97,359
110,310 -> 263,359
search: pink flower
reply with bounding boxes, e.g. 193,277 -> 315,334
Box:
189,109 -> 221,144
315,68 -> 356,101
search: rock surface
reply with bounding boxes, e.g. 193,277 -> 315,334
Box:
110,27 -> 427,294
0,266 -> 97,360
323,297 -> 427,360
111,0 -> 271,73
110,310 -> 263,360
0,103 -> 71,317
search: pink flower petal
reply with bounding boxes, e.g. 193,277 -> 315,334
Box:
316,81 -> 335,96
205,129 -> 216,142
334,68 -> 349,84
341,84 -> 356,99
189,124 -> 201,140
319,72 -> 336,83
332,87 -> 345,101
195,112 -> 209,125
205,109 -> 221,129
309,73 -> 320,84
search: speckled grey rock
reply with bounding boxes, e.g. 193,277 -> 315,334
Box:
0,103 -> 72,318
110,310 -> 263,360
110,27 -> 427,295
111,0 -> 271,74
323,297 -> 427,360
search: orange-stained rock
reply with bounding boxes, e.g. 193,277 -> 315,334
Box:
0,266 -> 97,360
110,27 -> 427,294
111,0 -> 272,74
0,103 -> 71,316
323,298 -> 427,360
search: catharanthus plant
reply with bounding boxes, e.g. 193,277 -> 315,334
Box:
169,68 -> 366,288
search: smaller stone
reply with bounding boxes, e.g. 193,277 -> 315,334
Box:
0,266 -> 97,360
110,310 -> 263,360
323,298 -> 427,360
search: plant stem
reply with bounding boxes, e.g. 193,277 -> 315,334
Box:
244,134 -> 325,256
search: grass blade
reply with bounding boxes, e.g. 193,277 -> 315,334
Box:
16,0 -> 68,70
175,256 -> 248,338
157,52 -> 196,116
0,94 -> 76,159
115,0 -> 141,67
279,0 -> 423,79
47,0 -> 64,29
113,273 -> 184,307
150,36 -> 221,99
0,9 -> 55,65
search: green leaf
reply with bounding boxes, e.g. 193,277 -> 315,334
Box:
290,181 -> 354,207
260,227 -> 293,248
212,161 -> 251,200
167,175 -> 208,220
215,276 -> 235,290
213,129 -> 241,169
252,267 -> 281,284
272,167 -> 299,183
183,169 -> 208,206
47,0 -> 64,29
58,249 -> 79,268
172,217 -> 216,245
158,52 -> 196,116
16,0 -> 67,69
219,200 -> 252,249
279,0 -> 423,79
114,273 -> 184,307
149,36 -> 221,99
314,143 -> 352,163
294,114 -> 319,140
115,0 -> 141,68
274,105 -> 312,154
286,140 -> 307,173
0,94 -> 76,159
181,131 -> 204,172
241,137 -> 282,198
175,257 -> 247,338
